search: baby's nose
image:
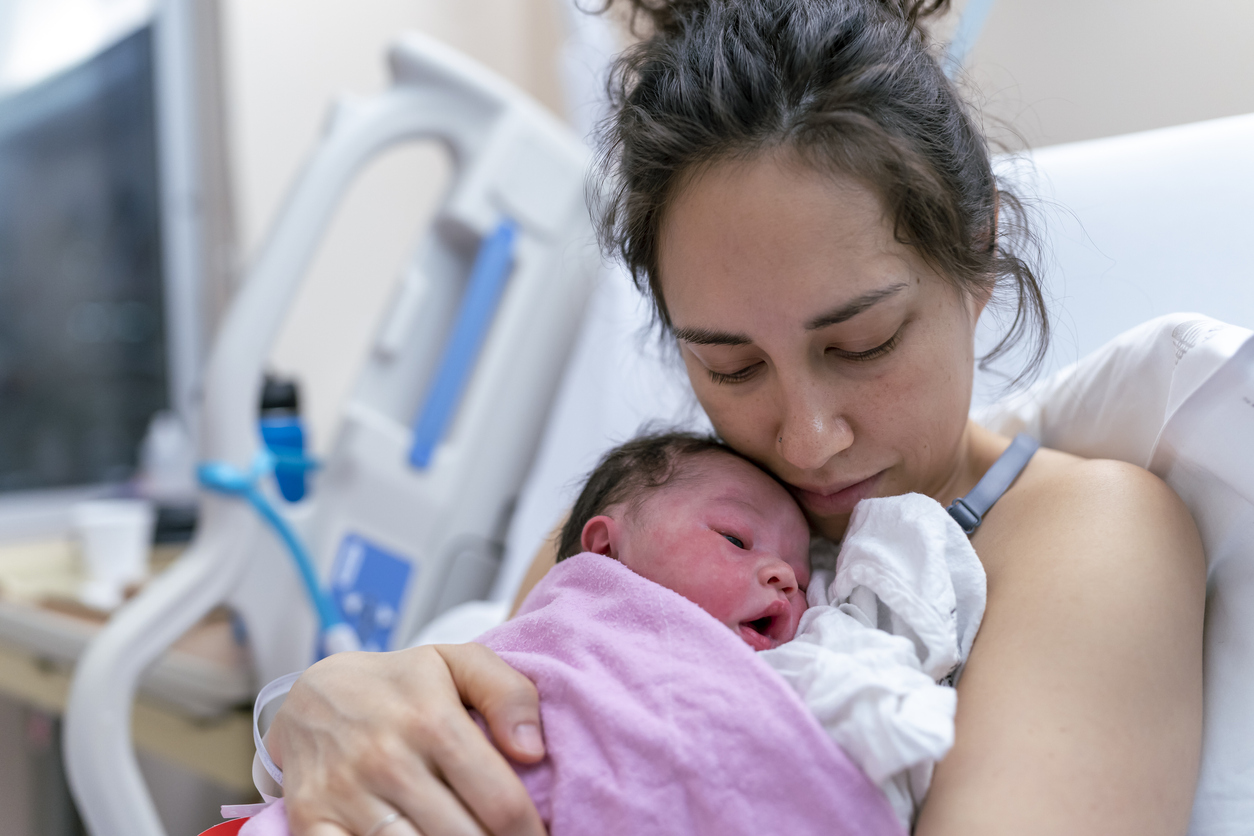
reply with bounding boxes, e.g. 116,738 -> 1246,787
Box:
761,560 -> 798,594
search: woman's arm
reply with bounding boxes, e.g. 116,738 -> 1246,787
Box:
915,456 -> 1206,835
269,525 -> 567,836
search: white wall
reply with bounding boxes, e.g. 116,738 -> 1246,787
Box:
950,0 -> 1254,147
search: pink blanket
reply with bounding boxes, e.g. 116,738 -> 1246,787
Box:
238,554 -> 902,836
478,553 -> 903,835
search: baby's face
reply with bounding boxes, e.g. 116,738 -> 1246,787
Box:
592,452 -> 812,650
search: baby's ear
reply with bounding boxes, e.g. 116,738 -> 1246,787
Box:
580,515 -> 619,559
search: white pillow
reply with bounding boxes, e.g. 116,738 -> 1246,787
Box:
980,312 -> 1254,835
975,112 -> 1254,408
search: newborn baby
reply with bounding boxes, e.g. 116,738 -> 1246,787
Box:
552,431 -> 980,828
555,432 -> 813,651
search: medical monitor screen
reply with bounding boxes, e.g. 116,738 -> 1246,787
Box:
0,26 -> 168,492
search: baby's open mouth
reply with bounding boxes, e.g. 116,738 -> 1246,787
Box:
737,600 -> 791,651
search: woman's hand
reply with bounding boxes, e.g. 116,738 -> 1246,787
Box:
268,643 -> 549,836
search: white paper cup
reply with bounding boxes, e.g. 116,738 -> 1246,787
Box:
72,499 -> 155,609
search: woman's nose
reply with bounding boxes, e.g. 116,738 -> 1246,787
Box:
760,559 -> 798,595
776,380 -> 853,471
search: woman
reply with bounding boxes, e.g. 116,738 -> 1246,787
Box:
269,2 -> 1205,834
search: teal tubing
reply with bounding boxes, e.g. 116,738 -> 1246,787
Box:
197,452 -> 345,635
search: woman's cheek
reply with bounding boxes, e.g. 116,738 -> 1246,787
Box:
702,394 -> 775,464
688,374 -> 779,463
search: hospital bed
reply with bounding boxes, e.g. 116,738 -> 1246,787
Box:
61,18 -> 1254,836
62,28 -> 599,836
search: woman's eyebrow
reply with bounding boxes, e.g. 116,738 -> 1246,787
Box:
673,281 -> 910,345
805,282 -> 910,330
672,326 -> 752,346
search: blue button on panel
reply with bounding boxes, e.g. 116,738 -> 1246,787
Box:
330,533 -> 415,651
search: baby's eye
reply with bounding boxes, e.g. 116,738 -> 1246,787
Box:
723,534 -> 746,549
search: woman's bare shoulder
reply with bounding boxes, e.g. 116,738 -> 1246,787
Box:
974,446 -> 1203,585
917,447 -> 1206,835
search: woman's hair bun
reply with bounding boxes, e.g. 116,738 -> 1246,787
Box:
599,0 -> 951,35
595,0 -> 704,35
878,0 -> 951,25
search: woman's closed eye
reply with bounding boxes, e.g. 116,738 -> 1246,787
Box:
827,325 -> 905,362
704,325 -> 906,385
707,362 -> 763,385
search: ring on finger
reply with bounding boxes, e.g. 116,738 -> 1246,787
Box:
364,811 -> 404,836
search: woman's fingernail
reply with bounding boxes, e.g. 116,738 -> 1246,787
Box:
513,723 -> 543,757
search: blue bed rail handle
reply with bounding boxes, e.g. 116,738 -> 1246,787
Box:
409,219 -> 519,468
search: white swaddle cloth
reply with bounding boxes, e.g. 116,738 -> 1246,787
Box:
760,493 -> 986,829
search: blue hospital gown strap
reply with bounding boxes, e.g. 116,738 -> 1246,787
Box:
946,433 -> 1040,535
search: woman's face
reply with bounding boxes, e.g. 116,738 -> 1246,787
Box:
657,152 -> 985,540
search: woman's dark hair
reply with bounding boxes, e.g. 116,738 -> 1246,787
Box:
595,0 -> 1047,378
557,431 -> 747,560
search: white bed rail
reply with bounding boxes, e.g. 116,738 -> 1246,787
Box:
64,31 -> 593,836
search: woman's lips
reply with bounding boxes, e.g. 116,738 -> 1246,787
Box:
789,471 -> 885,517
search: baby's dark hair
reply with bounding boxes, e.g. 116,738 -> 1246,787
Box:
556,431 -> 750,561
